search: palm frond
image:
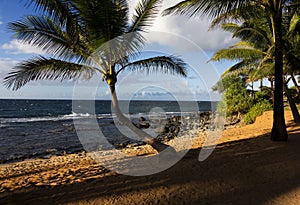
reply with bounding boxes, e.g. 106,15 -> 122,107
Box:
26,0 -> 71,21
117,56 -> 188,77
209,4 -> 261,29
210,10 -> 242,30
121,0 -> 164,55
288,13 -> 300,35
74,0 -> 128,47
129,0 -> 162,32
163,0 -> 248,18
3,56 -> 96,90
8,15 -> 91,61
283,37 -> 300,73
26,0 -> 80,34
221,60 -> 255,76
220,23 -> 241,33
248,63 -> 274,81
210,42 -> 263,62
91,33 -> 145,70
233,27 -> 272,48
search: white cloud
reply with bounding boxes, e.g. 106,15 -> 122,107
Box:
148,16 -> 237,52
129,0 -> 237,52
0,58 -> 18,74
0,58 -> 79,99
0,21 -> 3,25
0,58 -> 19,96
1,39 -> 47,55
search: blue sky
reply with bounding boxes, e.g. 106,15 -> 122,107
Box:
0,0 -> 238,100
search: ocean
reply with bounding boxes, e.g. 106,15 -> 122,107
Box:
0,99 -> 217,163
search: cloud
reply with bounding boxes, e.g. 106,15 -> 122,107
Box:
0,58 -> 81,99
148,16 -> 236,52
0,21 -> 3,25
1,39 -> 47,55
129,86 -> 220,101
129,0 -> 237,52
113,71 -> 218,101
0,58 -> 18,74
0,58 -> 19,93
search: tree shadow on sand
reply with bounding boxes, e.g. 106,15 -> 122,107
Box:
1,133 -> 300,205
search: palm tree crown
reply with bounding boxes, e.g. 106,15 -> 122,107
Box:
4,0 -> 187,90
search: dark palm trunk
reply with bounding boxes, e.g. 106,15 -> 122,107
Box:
291,73 -> 300,94
283,80 -> 300,123
271,13 -> 288,141
251,82 -> 254,97
269,78 -> 274,104
109,84 -> 173,153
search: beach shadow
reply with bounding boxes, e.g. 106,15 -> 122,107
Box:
1,133 -> 300,205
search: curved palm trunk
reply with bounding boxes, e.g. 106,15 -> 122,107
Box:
271,13 -> 288,141
109,84 -> 172,153
283,80 -> 300,123
291,73 -> 300,94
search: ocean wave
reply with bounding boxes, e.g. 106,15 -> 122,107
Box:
127,111 -> 197,119
63,112 -> 93,119
0,111 -> 203,125
0,113 -> 113,124
0,124 -> 8,128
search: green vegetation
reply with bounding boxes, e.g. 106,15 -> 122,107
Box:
215,77 -> 273,125
165,0 -> 300,141
217,77 -> 252,117
254,87 -> 273,102
244,100 -> 273,125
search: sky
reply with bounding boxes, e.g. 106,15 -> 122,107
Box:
0,0 -> 238,100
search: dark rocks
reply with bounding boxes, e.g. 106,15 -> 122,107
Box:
157,116 -> 181,142
157,112 -> 213,142
132,117 -> 150,129
127,112 -> 214,145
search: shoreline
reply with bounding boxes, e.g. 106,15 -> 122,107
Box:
0,111 -> 213,164
0,98 -> 216,164
1,110 -> 300,204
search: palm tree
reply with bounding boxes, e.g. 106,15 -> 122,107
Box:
284,7 -> 300,95
210,5 -> 300,123
3,0 -> 188,153
164,0 -> 300,141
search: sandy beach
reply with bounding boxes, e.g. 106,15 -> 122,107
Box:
1,110 -> 300,204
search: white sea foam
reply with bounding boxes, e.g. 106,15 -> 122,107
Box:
63,112 -> 92,119
0,113 -> 113,124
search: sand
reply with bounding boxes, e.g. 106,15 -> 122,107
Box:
1,110 -> 300,204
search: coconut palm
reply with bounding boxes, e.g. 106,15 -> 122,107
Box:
210,5 -> 300,123
164,0 -> 300,141
3,0 -> 188,153
284,6 -> 300,94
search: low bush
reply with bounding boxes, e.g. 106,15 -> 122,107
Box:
244,100 -> 273,124
217,78 -> 253,117
254,86 -> 273,103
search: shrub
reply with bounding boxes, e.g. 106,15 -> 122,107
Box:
244,100 -> 273,124
254,86 -> 273,103
217,79 -> 252,116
